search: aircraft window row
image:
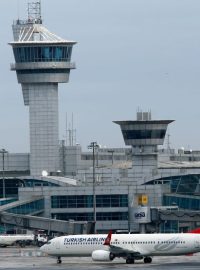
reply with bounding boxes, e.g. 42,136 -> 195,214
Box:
62,240 -> 187,246
121,241 -> 157,245
64,241 -> 104,245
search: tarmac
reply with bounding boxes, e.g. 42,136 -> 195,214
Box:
0,246 -> 200,269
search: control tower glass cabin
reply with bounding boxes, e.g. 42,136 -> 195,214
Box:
9,8 -> 76,176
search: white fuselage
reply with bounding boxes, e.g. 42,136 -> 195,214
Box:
0,234 -> 34,246
40,233 -> 200,257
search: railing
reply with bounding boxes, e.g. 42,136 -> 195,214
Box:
10,62 -> 76,71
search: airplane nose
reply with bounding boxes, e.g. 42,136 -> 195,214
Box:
40,244 -> 46,252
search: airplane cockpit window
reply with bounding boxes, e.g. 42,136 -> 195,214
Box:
46,241 -> 52,245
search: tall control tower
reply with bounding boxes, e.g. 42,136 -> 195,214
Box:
9,1 -> 76,176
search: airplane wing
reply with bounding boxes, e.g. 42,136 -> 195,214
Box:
103,231 -> 141,255
109,244 -> 141,255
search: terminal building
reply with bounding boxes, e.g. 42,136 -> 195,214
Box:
1,1 -> 200,234
1,110 -> 200,233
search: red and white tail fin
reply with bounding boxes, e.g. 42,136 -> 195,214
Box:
188,228 -> 200,234
103,230 -> 112,246
185,228 -> 200,256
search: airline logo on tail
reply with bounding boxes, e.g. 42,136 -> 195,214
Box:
103,230 -> 112,246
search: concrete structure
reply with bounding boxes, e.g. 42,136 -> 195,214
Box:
9,1 -> 76,176
114,111 -> 174,185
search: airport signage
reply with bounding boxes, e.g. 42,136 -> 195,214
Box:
134,211 -> 146,219
132,207 -> 151,223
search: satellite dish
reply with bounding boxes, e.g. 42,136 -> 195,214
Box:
42,170 -> 48,177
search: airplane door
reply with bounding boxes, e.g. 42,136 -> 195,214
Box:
54,240 -> 60,250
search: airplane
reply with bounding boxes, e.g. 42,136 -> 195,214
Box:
40,230 -> 200,264
0,234 -> 34,247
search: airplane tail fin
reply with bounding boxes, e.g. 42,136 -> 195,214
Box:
188,228 -> 200,234
103,230 -> 112,246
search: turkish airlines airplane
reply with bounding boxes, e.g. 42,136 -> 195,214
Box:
40,230 -> 200,264
0,234 -> 34,247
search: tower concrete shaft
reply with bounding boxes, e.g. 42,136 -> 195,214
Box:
10,2 -> 76,176
28,83 -> 59,175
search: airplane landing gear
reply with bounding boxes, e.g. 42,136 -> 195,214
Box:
109,252 -> 115,261
144,257 -> 152,264
57,257 -> 62,264
126,257 -> 135,264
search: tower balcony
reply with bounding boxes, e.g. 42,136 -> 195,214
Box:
10,62 -> 76,71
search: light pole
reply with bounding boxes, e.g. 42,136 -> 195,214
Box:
0,149 -> 8,198
88,142 -> 99,233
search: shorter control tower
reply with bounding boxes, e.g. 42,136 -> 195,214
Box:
9,1 -> 76,176
114,112 -> 174,183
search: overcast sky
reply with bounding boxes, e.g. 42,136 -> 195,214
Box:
1,0 -> 200,153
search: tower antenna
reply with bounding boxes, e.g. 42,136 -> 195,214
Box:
28,0 -> 42,24
17,0 -> 20,19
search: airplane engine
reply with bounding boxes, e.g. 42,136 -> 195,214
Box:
92,250 -> 113,261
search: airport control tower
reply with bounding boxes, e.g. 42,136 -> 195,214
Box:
114,112 -> 174,184
9,1 -> 76,176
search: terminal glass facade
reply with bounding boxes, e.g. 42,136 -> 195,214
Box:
13,46 -> 72,63
6,198 -> 44,214
51,212 -> 128,221
147,174 -> 200,195
51,194 -> 128,208
0,178 -> 25,198
0,198 -> 17,206
163,195 -> 200,211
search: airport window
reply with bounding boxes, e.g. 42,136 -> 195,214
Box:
17,69 -> 69,74
6,198 -> 44,214
152,174 -> 200,195
96,212 -> 128,221
96,194 -> 128,207
13,45 -> 73,63
52,212 -> 94,221
0,178 -> 27,198
163,195 -> 200,211
51,194 -> 128,208
122,129 -> 166,140
51,211 -> 128,222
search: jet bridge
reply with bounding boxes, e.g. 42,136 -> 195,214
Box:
0,211 -> 94,234
132,206 -> 200,233
0,196 -> 94,234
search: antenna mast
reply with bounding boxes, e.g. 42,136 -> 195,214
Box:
66,113 -> 76,146
28,0 -> 42,24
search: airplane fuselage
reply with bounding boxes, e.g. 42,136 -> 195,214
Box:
0,234 -> 34,247
41,233 -> 200,258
